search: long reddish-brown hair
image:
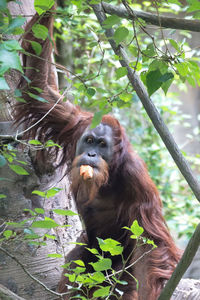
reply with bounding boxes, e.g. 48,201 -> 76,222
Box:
100,114 -> 181,298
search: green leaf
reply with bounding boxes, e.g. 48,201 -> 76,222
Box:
119,92 -> 132,103
169,39 -> 181,52
47,253 -> 63,258
44,234 -> 56,240
86,248 -> 99,255
46,187 -> 62,198
0,65 -> 7,76
35,208 -> 45,214
29,241 -> 46,246
32,190 -> 46,197
7,219 -> 30,227
24,208 -> 37,216
5,16 -> 26,34
16,160 -> 27,165
159,72 -> 174,82
86,87 -> 96,98
93,286 -> 110,297
129,45 -> 138,57
31,220 -> 59,228
9,164 -> 29,175
30,41 -> 42,56
90,258 -> 112,271
113,27 -> 129,45
29,139 -> 42,145
45,140 -> 62,148
14,89 -> 22,97
147,239 -> 157,248
103,15 -> 121,28
90,111 -> 104,129
34,0 -> 55,15
53,209 -> 77,216
32,24 -> 48,40
146,69 -> 163,96
0,48 -> 23,72
194,11 -> 200,19
187,75 -> 196,87
22,75 -> 31,84
3,40 -> 22,51
0,194 -> 6,199
65,273 -> 76,282
90,0 -> 100,4
175,62 -> 188,77
130,220 -> 144,237
24,233 -> 40,239
88,42 -> 98,48
31,87 -> 43,93
116,67 -> 128,80
27,92 -> 48,103
90,272 -> 105,284
0,154 -> 7,167
149,60 -> 168,73
73,260 -> 85,267
143,43 -> 156,62
187,0 -> 200,12
98,238 -> 123,255
162,77 -> 174,95
3,230 -> 13,239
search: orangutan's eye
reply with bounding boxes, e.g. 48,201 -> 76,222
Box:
86,137 -> 94,144
99,140 -> 107,147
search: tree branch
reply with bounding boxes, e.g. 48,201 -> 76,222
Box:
91,3 -> 200,203
102,2 -> 200,32
158,223 -> 200,300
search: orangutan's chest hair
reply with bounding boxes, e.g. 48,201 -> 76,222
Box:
85,195 -> 118,226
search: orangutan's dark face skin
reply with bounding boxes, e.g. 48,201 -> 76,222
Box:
75,123 -> 113,168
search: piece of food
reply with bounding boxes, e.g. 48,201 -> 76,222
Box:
80,165 -> 94,180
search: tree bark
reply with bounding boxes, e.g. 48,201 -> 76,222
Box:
0,284 -> 26,300
0,1 -> 81,299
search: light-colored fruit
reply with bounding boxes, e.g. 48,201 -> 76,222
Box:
80,165 -> 94,180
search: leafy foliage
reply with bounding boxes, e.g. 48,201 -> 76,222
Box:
61,219 -> 155,299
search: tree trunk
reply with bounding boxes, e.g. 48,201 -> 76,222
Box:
0,1 -> 81,299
